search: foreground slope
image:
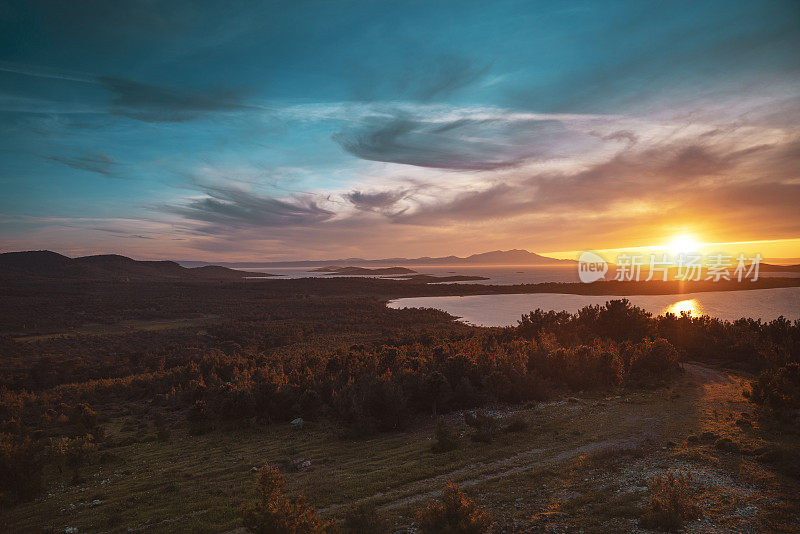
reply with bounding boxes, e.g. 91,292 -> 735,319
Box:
4,362 -> 797,533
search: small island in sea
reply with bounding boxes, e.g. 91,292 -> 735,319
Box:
310,265 -> 418,275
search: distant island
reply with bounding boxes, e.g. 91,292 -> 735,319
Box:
310,266 -> 418,275
395,274 -> 490,282
179,249 -> 575,269
307,266 -> 490,282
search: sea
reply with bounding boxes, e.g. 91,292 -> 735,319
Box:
388,287 -> 800,326
240,265 -> 800,324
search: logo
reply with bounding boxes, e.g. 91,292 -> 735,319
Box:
578,251 -> 608,283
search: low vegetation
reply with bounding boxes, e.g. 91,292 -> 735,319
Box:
0,276 -> 798,532
415,481 -> 493,534
338,503 -> 389,534
638,472 -> 701,531
2,292 -> 798,505
465,411 -> 500,444
431,419 -> 460,453
242,463 -> 329,534
746,362 -> 800,424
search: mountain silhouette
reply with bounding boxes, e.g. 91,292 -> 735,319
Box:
179,249 -> 575,268
0,251 -> 268,281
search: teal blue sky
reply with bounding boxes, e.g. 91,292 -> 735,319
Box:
1,0 -> 799,260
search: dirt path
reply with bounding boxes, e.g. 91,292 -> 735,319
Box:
318,364 -> 722,515
224,362 -> 798,533
377,436 -> 650,513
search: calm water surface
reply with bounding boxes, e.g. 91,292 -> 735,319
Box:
244,265 -> 800,285
388,287 -> 800,326
243,265 -> 582,283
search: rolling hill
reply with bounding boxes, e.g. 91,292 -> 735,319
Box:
0,251 -> 268,281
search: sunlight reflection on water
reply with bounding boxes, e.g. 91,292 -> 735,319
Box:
388,287 -> 800,326
662,298 -> 702,317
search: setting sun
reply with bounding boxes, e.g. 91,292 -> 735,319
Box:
668,235 -> 701,256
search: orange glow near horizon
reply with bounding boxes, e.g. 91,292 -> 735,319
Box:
543,238 -> 800,263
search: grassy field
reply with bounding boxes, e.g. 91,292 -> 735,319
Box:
12,316 -> 218,342
5,362 -> 798,533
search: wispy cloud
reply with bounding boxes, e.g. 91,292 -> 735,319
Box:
93,226 -> 154,239
333,113 -> 597,171
345,189 -> 410,214
99,76 -> 250,122
44,153 -> 118,177
161,183 -> 335,233
0,60 -> 252,122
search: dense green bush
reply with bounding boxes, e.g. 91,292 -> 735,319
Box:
532,343 -> 622,390
626,338 -> 681,385
521,300 -> 800,372
746,362 -> 800,423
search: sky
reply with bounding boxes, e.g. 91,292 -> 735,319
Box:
0,0 -> 799,261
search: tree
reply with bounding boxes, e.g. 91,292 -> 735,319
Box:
242,462 -> 328,534
415,481 -> 492,534
0,435 -> 44,504
639,472 -> 701,531
746,362 -> 800,423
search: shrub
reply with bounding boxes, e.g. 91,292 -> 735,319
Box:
242,462 -> 328,534
755,443 -> 800,479
415,481 -> 492,534
639,472 -> 701,531
538,344 -> 622,390
431,419 -> 460,453
48,434 -> 98,483
502,414 -> 528,433
464,411 -> 498,443
746,363 -> 800,424
187,400 -> 214,435
626,338 -> 680,385
338,502 -> 388,533
596,298 -> 653,342
69,403 -> 98,433
0,434 -> 44,504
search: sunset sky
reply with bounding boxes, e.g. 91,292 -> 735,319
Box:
1,0 -> 799,261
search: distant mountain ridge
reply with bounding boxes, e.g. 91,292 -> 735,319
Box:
179,249 -> 575,268
6,250 -> 794,281
0,251 -> 268,280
